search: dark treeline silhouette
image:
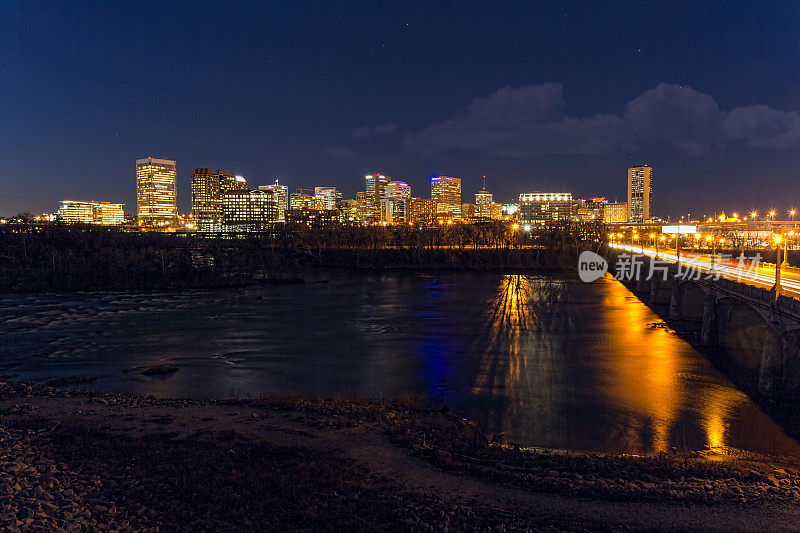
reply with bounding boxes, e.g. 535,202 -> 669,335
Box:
0,221 -> 597,292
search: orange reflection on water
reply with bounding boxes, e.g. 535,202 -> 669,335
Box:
599,280 -> 685,453
469,274 -> 800,455
471,275 -> 533,396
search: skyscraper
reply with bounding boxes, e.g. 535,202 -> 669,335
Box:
191,168 -> 247,227
136,157 -> 177,227
627,165 -> 653,223
365,174 -> 390,222
381,181 -> 411,224
474,189 -> 493,219
258,180 -> 289,222
430,175 -> 461,219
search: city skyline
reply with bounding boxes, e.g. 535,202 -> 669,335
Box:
2,2 -> 799,216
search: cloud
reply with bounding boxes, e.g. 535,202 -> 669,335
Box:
324,145 -> 356,159
722,105 -> 800,149
352,123 -> 398,138
405,83 -> 800,158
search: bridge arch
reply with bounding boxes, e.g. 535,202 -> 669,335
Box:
715,296 -> 768,373
676,280 -> 708,322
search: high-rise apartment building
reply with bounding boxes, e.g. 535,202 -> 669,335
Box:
191,168 -> 247,227
518,193 -> 573,225
431,175 -> 461,219
58,201 -> 125,225
258,180 -> 289,222
365,174 -> 390,222
627,165 -> 653,222
136,157 -> 177,227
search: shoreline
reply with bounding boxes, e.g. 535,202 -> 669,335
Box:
3,379 -> 800,531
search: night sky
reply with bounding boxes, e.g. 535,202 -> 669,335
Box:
2,1 -> 799,218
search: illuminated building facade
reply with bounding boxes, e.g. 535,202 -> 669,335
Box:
355,192 -> 370,222
474,189 -> 493,219
489,202 -> 503,220
365,174 -> 390,222
58,201 -> 125,225
461,203 -> 475,219
518,192 -> 573,225
604,202 -> 628,223
191,168 -> 247,228
314,186 -> 343,212
381,181 -> 411,224
221,189 -> 279,231
342,199 -> 360,223
627,165 -> 653,222
431,175 -> 461,218
410,197 -> 436,225
285,208 -> 339,228
290,189 -> 326,210
136,157 -> 177,227
257,180 -> 289,222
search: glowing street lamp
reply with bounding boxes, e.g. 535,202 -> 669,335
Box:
774,234 -> 783,297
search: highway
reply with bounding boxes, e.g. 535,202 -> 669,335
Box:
609,243 -> 800,299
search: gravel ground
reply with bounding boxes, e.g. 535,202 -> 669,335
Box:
2,379 -> 800,531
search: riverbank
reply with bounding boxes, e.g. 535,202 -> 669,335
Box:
0,225 -> 586,292
2,380 -> 800,531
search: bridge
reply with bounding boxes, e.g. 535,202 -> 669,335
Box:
606,243 -> 800,401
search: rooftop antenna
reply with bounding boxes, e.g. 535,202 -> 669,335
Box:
482,175 -> 487,191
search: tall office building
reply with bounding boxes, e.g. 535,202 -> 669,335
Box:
191,168 -> 247,226
518,192 -> 573,225
258,180 -> 289,222
58,201 -> 125,225
355,191 -> 370,222
430,175 -> 461,219
136,157 -> 177,227
474,188 -> 493,219
627,165 -> 653,223
365,174 -> 390,222
314,186 -> 343,211
381,180 -> 411,224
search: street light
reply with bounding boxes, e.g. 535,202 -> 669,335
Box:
783,231 -> 793,267
774,234 -> 783,298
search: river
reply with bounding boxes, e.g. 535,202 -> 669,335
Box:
2,272 -> 799,456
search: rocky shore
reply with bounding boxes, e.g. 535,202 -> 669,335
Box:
2,379 -> 800,531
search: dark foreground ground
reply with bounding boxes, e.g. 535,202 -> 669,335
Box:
2,380 -> 800,531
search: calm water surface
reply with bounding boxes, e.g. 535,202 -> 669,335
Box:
2,272 -> 799,456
